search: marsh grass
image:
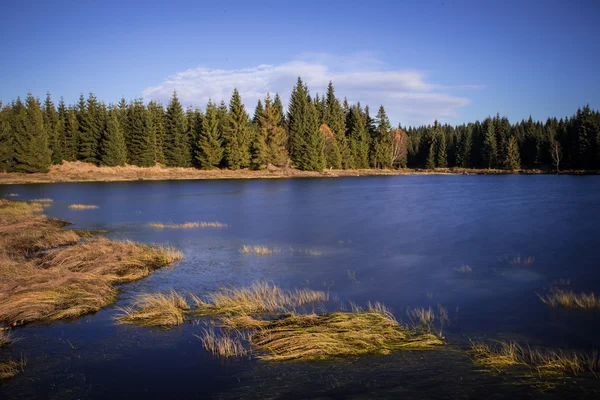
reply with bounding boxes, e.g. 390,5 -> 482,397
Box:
407,305 -> 449,337
0,330 -> 13,347
198,328 -> 248,358
28,198 -> 53,203
469,340 -> 599,376
191,282 -> 328,316
0,199 -> 184,326
219,314 -> 272,330
250,304 -> 444,361
504,254 -> 535,266
69,204 -> 99,210
455,265 -> 472,274
0,356 -> 26,379
537,289 -> 599,309
239,245 -> 280,255
148,221 -> 228,229
115,290 -> 190,327
3,194 -> 18,197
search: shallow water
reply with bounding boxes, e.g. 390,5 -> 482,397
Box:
2,175 -> 600,399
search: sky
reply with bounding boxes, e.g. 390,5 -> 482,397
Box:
1,0 -> 599,126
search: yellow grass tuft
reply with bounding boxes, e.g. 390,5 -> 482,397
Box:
239,245 -> 280,255
0,356 -> 26,379
469,340 -> 598,376
0,330 -> 13,347
198,328 -> 248,358
28,198 -> 53,203
250,307 -> 444,361
148,221 -> 228,229
219,314 -> 272,330
115,291 -> 190,327
191,282 -> 328,316
508,254 -> 535,265
538,289 -> 599,309
3,194 -> 19,197
69,204 -> 99,210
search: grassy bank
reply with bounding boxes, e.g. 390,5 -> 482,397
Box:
0,161 -> 597,185
0,199 -> 183,327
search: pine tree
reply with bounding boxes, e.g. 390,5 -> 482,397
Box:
426,130 -> 437,170
436,128 -> 448,168
13,93 -> 51,173
323,82 -> 345,169
223,89 -> 251,169
371,106 -> 392,168
126,99 -> 155,167
64,107 -> 79,162
77,93 -> 102,164
252,93 -> 288,168
482,118 -> 498,169
0,104 -> 13,172
252,100 -> 263,124
164,92 -> 188,166
504,135 -> 521,170
196,101 -> 223,168
347,105 -> 370,168
148,101 -> 166,165
273,93 -> 285,127
455,126 -> 472,168
55,98 -> 69,162
99,106 -> 127,166
186,108 -> 202,167
43,93 -> 62,164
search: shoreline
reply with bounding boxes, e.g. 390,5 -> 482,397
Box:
0,162 -> 597,185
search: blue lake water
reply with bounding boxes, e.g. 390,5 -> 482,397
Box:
1,175 -> 600,399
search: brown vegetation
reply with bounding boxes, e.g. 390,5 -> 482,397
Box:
0,199 -> 183,327
198,328 -> 248,358
538,289 -> 599,309
0,357 -> 26,379
69,204 -> 99,210
115,291 -> 190,327
148,221 -> 228,229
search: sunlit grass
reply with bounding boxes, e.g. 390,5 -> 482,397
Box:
3,193 -> 18,197
0,356 -> 26,379
148,221 -> 228,229
69,204 -> 99,210
537,288 -> 599,309
197,328 -> 248,358
28,198 -> 53,203
239,245 -> 280,255
469,339 -> 599,376
191,281 -> 328,316
0,330 -> 13,347
115,290 -> 190,327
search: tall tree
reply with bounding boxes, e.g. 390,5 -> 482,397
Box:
371,106 -> 392,168
436,127 -> 448,168
126,99 -> 155,167
99,106 -> 127,166
148,101 -> 166,165
252,93 -> 288,168
0,104 -> 13,172
347,104 -> 370,168
164,92 -> 188,167
482,118 -> 498,169
223,89 -> 252,169
43,93 -> 62,164
196,101 -> 223,168
504,135 -> 521,170
13,94 -> 51,172
323,82 -> 346,168
77,93 -> 102,164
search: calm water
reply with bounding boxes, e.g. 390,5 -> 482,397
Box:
1,176 -> 600,399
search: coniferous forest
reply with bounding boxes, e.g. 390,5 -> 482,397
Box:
1,77 -> 599,174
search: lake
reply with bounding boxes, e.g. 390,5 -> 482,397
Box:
2,175 -> 600,399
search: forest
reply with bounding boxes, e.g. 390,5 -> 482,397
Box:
1,77 -> 599,174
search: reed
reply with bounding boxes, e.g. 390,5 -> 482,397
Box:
239,245 -> 280,255
537,289 -> 599,309
198,328 -> 247,358
115,291 -> 190,327
0,356 -> 26,379
148,221 -> 228,229
69,204 -> 99,210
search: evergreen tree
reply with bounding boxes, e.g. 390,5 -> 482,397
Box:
436,127 -> 448,168
196,101 -> 223,168
346,105 -> 370,168
482,118 -> 498,169
77,93 -> 102,164
223,89 -> 251,169
13,93 -> 51,172
426,131 -> 437,170
43,93 -> 62,164
164,91 -> 188,166
126,99 -> 155,167
455,126 -> 472,168
148,101 -> 166,165
252,93 -> 288,168
99,106 -> 127,166
252,99 -> 263,124
64,107 -> 79,162
273,93 -> 285,127
504,135 -> 521,170
323,82 -> 346,168
0,104 -> 13,172
371,106 -> 393,168
185,108 -> 202,167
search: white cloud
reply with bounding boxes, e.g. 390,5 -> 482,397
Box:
142,53 -> 480,126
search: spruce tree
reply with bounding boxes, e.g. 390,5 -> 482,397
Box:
0,104 -> 13,172
55,99 -> 69,162
43,93 -> 62,164
323,82 -> 345,169
347,105 -> 370,168
273,93 -> 285,127
504,135 -> 521,170
164,92 -> 187,166
77,93 -> 102,164
147,101 -> 166,165
126,99 -> 155,167
253,100 -> 263,124
13,94 -> 51,173
426,132 -> 437,170
252,93 -> 288,168
64,107 -> 79,162
223,89 -> 251,169
186,108 -> 202,167
455,126 -> 472,168
99,106 -> 127,166
196,101 -> 223,168
371,106 -> 392,168
482,118 -> 498,169
436,129 -> 448,168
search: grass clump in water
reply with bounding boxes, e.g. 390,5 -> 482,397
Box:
239,245 -> 280,255
69,204 -> 99,210
197,328 -> 248,358
115,290 -> 190,327
537,288 -> 599,309
0,357 -> 26,379
469,340 -> 599,376
148,221 -> 228,229
191,281 -> 328,316
250,304 -> 444,361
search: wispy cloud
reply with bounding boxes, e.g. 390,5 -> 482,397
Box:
142,53 -> 481,125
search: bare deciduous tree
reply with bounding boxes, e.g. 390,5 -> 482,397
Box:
550,140 -> 562,172
391,128 -> 408,168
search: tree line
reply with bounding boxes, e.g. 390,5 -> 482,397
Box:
1,77 -> 599,173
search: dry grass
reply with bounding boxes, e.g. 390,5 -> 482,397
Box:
0,200 -> 184,326
0,330 -> 13,347
191,282 -> 328,316
455,265 -> 472,274
219,314 -> 272,330
3,193 -> 18,197
115,290 -> 190,327
69,204 -> 99,210
239,245 -> 280,255
198,328 -> 248,358
148,221 -> 228,229
469,340 -> 599,376
289,248 -> 322,256
407,305 -> 449,336
0,356 -> 26,379
250,304 -> 444,361
28,198 -> 53,203
537,289 -> 599,309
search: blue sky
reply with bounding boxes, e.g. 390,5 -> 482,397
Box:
1,0 -> 599,126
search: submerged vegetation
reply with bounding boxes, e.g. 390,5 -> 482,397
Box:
0,357 -> 26,379
538,289 -> 599,309
0,199 -> 183,326
148,221 -> 228,229
115,291 -> 190,327
198,328 -> 248,358
239,245 -> 322,256
469,340 -> 599,376
68,204 -> 99,209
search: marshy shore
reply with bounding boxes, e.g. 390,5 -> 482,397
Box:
0,161 -> 597,185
